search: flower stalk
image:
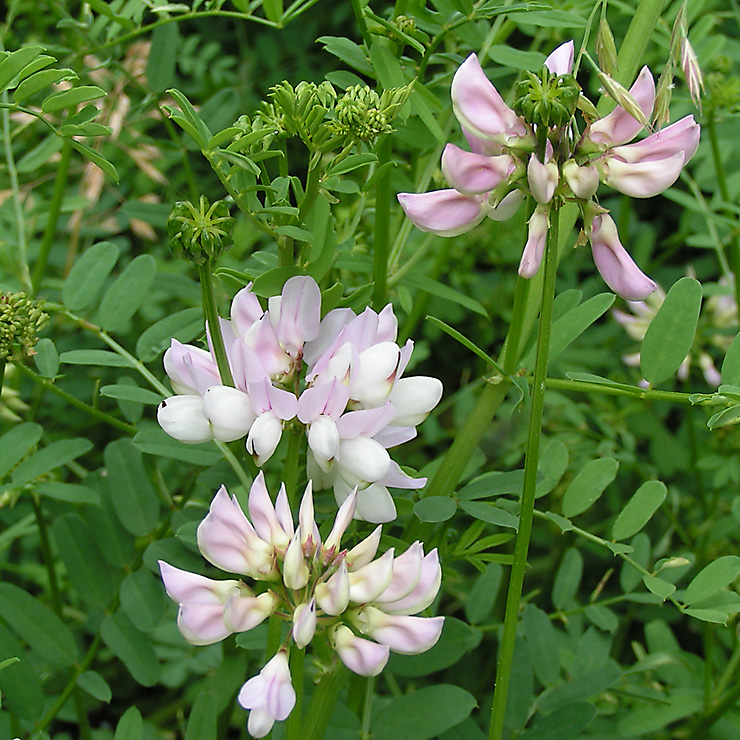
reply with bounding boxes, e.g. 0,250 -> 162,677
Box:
198,261 -> 235,387
488,201 -> 560,740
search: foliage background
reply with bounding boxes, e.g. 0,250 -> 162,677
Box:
3,0 -> 740,738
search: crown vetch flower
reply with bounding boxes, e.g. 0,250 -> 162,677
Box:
159,474 -> 444,737
397,41 -> 701,301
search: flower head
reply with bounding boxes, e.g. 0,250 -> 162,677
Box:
397,41 -> 701,301
160,475 -> 444,737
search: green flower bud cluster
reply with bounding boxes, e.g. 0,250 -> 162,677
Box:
266,81 -> 337,147
0,292 -> 48,363
167,196 -> 235,265
706,58 -> 740,112
329,84 -> 411,143
513,68 -> 580,128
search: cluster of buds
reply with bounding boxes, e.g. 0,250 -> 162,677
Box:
156,276 -> 442,522
0,292 -> 48,363
167,196 -> 235,265
398,40 -> 701,301
614,274 -> 737,387
159,474 -> 443,737
329,84 -> 410,143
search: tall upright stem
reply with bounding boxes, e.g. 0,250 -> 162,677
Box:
32,139 -> 72,295
488,203 -> 560,740
199,261 -> 234,387
372,136 -> 392,311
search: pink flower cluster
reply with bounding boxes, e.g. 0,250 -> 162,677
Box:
398,41 -> 700,301
157,276 -> 442,522
159,474 -> 443,737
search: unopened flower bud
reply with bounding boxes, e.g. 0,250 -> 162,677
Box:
0,292 -> 48,363
563,159 -> 600,199
292,599 -> 317,648
167,196 -> 235,264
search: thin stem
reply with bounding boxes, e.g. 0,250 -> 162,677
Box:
1,88 -> 31,291
360,676 -> 375,740
15,362 -> 137,434
349,0 -> 373,47
31,495 -> 63,615
489,204 -> 560,740
542,377 -> 697,404
372,136 -> 392,311
214,440 -> 253,491
199,261 -> 234,387
32,139 -> 72,295
286,648 -> 305,740
34,633 -> 103,734
686,679 -> 740,740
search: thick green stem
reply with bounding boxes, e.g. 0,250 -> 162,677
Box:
423,270 -> 531,500
488,204 -> 560,740
706,112 -> 740,320
199,261 -> 234,387
286,648 -> 305,740
360,676 -> 375,740
372,136 -> 392,311
282,426 -> 303,507
302,663 -> 348,740
32,139 -> 72,295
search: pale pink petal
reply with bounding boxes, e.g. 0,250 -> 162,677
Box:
588,214 -> 657,300
589,66 -> 656,146
178,603 -> 231,645
518,208 -> 548,279
486,189 -> 525,221
545,40 -> 574,75
397,190 -> 487,237
283,530 -> 310,589
248,472 -> 290,550
563,160 -> 600,199
527,156 -> 558,204
274,276 -> 322,356
231,284 -> 264,335
348,549 -> 395,603
603,152 -> 685,198
336,404 -> 396,439
292,599 -> 317,649
246,412 -> 283,466
381,461 -> 426,489
375,542 -> 423,603
316,561 -> 350,615
382,549 -> 442,615
451,53 -> 528,143
387,377 -> 442,427
333,625 -> 389,676
611,115 -> 700,164
354,606 -> 444,655
322,489 -> 358,556
159,561 -> 238,605
337,437 -> 391,486
346,526 -> 382,570
441,144 -> 515,195
224,591 -> 277,632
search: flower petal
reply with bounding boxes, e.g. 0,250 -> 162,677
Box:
441,144 -> 515,195
397,189 -> 488,237
545,40 -> 574,75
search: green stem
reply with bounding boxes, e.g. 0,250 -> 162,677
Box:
715,636 -> 740,697
542,377 -> 697,404
215,440 -> 253,491
372,136 -> 392,311
488,204 -> 560,740
32,139 -> 72,295
15,362 -> 137,434
422,267 -> 530,500
349,0 -> 373,46
0,359 -> 5,399
286,648 -> 305,740
686,679 -> 740,740
34,633 -> 103,734
302,663 -> 349,740
199,261 -> 234,387
1,86 -> 31,291
706,111 -> 740,320
297,160 -> 322,225
360,676 -> 375,740
282,426 -> 303,507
